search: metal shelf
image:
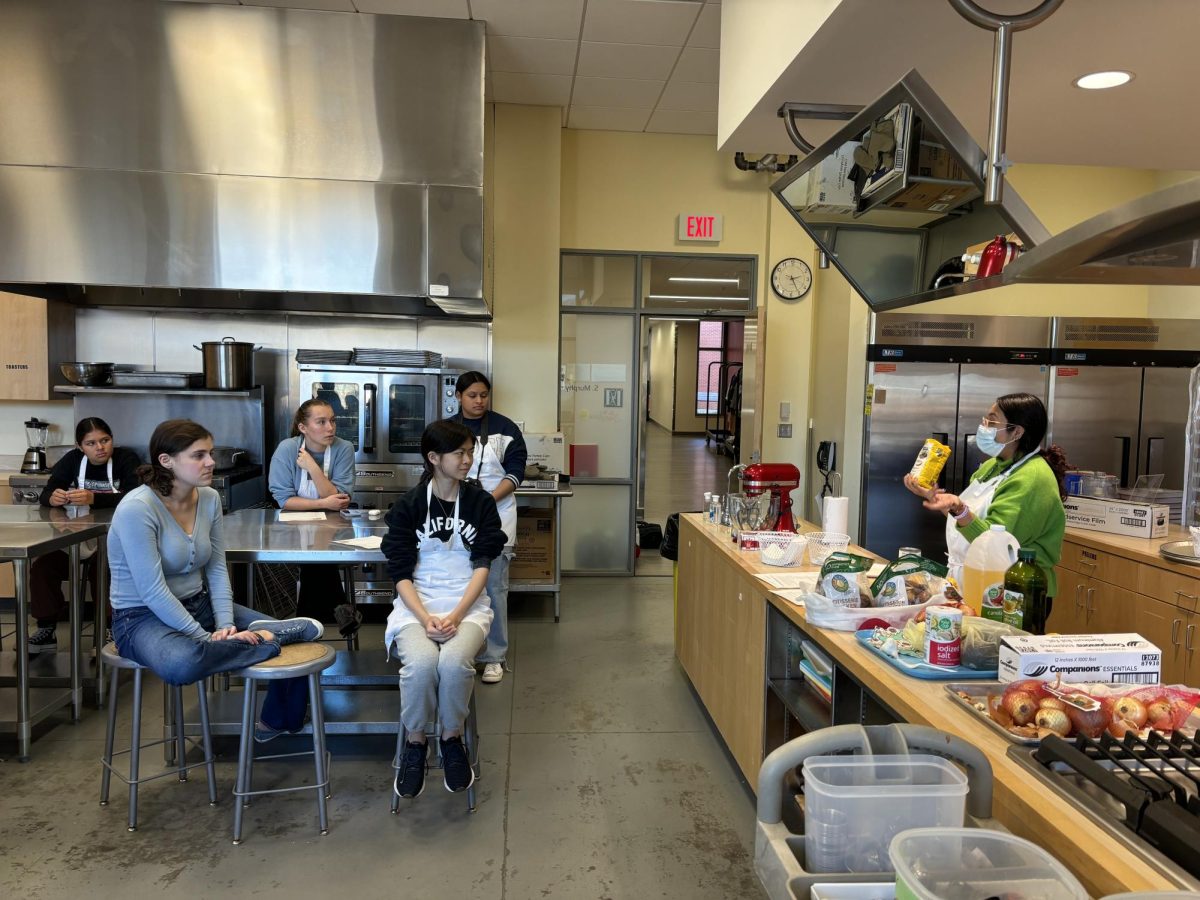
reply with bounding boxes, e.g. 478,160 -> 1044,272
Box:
55,385 -> 262,398
768,677 -> 831,734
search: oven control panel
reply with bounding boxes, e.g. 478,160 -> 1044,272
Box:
443,374 -> 458,416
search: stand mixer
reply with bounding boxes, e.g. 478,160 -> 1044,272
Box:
21,417 -> 51,474
739,462 -> 802,532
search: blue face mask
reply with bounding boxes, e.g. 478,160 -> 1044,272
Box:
976,424 -> 1015,458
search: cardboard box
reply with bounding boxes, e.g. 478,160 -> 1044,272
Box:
803,141 -> 857,214
887,180 -> 976,213
511,506 -> 555,581
998,632 -> 1162,685
858,102 -> 912,200
524,432 -> 565,472
914,141 -> 969,181
1063,495 -> 1169,539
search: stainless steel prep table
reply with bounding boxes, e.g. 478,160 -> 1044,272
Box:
510,488 -> 572,622
0,516 -> 107,760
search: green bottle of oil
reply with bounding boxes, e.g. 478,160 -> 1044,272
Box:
1002,548 -> 1048,634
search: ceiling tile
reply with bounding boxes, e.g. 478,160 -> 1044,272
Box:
355,0 -> 469,15
242,0 -> 355,10
672,46 -> 718,83
576,41 -> 679,80
489,35 -> 578,74
645,107 -> 717,135
471,0 -> 585,41
568,105 -> 653,131
572,75 -> 665,109
583,0 -> 701,46
657,79 -> 717,111
687,2 -> 720,47
490,71 -> 573,106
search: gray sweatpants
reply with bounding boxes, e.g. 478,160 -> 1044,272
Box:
395,621 -> 486,736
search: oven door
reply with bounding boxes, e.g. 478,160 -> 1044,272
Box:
381,373 -> 440,464
300,369 -> 376,460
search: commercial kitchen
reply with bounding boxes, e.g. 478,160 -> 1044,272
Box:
3,1 -> 1200,898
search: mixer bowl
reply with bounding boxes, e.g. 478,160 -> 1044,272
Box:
60,362 -> 114,386
735,492 -> 780,532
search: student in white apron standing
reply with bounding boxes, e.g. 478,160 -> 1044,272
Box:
268,399 -> 357,629
382,419 -> 505,800
447,371 -> 527,685
903,392 -> 1069,604
29,417 -> 141,654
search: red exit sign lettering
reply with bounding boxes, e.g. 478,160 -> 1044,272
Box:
677,212 -> 723,242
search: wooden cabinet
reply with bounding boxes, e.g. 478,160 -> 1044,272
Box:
0,292 -> 75,400
0,483 -> 12,598
1135,595 -> 1190,684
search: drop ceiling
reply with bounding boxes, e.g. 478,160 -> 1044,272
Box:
169,0 -> 723,137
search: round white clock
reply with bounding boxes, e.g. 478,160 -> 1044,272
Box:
771,257 -> 813,300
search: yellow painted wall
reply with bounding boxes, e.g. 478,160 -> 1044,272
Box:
673,321 -> 706,433
648,322 -> 675,430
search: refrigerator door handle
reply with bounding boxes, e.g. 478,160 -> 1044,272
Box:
959,432 -> 973,494
1145,436 -> 1164,477
363,382 -> 377,455
1114,434 -> 1131,488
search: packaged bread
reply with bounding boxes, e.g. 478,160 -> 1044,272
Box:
816,552 -> 874,607
871,555 -> 949,608
910,438 -> 951,490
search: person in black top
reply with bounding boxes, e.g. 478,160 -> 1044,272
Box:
29,417 -> 141,654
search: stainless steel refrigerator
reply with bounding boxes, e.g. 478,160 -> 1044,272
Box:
863,315 -> 1052,563
1048,318 -> 1200,491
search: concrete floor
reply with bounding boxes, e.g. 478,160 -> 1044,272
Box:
0,577 -> 759,899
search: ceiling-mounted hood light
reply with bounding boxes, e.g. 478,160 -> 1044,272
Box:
1073,70 -> 1134,90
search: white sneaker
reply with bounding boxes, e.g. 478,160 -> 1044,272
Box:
481,662 -> 504,684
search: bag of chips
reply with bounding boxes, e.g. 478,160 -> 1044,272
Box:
870,556 -> 949,608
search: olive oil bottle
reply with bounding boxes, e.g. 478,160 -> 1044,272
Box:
1002,548 -> 1048,634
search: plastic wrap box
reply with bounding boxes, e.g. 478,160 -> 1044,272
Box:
998,632 -> 1162,685
1063,495 -> 1169,538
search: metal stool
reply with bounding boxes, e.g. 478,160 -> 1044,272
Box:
389,687 -> 481,814
98,643 -> 218,832
229,642 -> 336,845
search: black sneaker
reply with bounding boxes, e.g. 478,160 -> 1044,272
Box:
394,741 -> 428,799
28,626 -> 58,655
440,736 -> 475,793
333,604 -> 362,639
247,617 -> 323,645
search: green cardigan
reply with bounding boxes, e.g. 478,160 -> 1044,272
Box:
956,454 -> 1066,597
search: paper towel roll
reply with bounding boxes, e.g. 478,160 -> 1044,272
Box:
822,495 -> 849,536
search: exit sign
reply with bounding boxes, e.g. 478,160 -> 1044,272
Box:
677,213 -> 723,242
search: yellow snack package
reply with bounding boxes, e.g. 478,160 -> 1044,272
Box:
910,438 -> 951,490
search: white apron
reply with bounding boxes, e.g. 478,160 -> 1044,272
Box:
72,455 -> 116,558
297,445 -> 333,500
945,450 -> 1039,586
473,431 -> 517,549
384,482 -> 494,655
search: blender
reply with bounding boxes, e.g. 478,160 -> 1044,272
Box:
22,417 -> 50,473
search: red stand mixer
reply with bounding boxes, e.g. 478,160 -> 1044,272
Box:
740,463 -> 801,532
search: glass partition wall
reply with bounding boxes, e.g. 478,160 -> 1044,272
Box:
559,251 -> 755,574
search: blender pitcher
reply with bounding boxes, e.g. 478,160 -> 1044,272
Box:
22,418 -> 50,473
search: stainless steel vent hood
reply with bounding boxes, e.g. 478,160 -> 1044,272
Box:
0,0 -> 487,317
771,70 -> 1200,311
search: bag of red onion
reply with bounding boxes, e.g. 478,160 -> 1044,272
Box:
987,679 -> 1200,741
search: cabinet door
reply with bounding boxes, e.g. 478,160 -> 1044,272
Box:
1048,567 -> 1086,633
675,520 -> 697,675
1135,595 -> 1187,684
727,571 -> 767,781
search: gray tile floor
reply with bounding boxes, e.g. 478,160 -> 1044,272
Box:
1,577 -> 759,899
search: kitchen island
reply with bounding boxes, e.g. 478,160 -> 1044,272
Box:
674,512 -> 1200,895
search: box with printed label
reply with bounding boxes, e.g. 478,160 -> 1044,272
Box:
511,506 -> 555,581
1063,495 -> 1169,538
523,432 -> 565,473
998,632 -> 1162,685
803,141 -> 857,213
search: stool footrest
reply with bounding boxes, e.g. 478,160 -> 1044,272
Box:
232,750 -> 332,799
99,736 -> 214,787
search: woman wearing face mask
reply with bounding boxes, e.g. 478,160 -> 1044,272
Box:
903,392 -> 1068,597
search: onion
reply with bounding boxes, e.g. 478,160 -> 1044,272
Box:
1113,696 -> 1148,729
989,694 -> 1013,728
1066,701 -> 1109,738
1003,692 -> 1039,727
1108,718 -> 1140,740
1034,707 -> 1071,737
1039,697 -> 1068,712
1146,698 -> 1175,731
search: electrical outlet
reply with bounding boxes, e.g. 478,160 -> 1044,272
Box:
777,424 -> 793,438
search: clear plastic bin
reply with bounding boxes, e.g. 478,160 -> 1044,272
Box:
889,828 -> 1087,900
810,885 -> 896,900
802,755 -> 968,875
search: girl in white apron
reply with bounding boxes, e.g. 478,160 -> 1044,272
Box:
382,420 -> 505,800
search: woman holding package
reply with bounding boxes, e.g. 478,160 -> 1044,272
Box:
269,398 -> 357,631
382,420 -> 504,799
27,417 -> 141,654
447,371 -> 526,684
903,392 -> 1068,600
109,419 -> 323,739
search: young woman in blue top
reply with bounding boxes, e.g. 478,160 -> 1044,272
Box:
447,371 -> 527,685
268,399 -> 357,628
109,419 -> 323,736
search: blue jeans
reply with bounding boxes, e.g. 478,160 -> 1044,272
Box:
479,550 -> 511,664
112,590 -> 310,731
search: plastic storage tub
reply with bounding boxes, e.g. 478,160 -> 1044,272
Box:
802,755 -> 968,875
889,828 -> 1087,900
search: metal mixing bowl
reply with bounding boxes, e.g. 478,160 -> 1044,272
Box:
60,362 -> 115,386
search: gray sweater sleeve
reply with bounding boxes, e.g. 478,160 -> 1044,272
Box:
111,496 -> 208,640
268,437 -> 300,507
330,438 -> 355,494
203,492 -> 235,629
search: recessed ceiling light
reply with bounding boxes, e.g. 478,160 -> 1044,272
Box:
1073,70 -> 1134,90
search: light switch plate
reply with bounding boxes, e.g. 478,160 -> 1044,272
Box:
777,424 -> 793,438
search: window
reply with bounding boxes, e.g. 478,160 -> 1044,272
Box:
697,321 -> 725,415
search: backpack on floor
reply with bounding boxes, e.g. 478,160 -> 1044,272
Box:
660,513 -> 681,561
636,520 -> 663,550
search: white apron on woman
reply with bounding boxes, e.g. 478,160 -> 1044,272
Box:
384,483 -> 494,655
944,450 -> 1039,586
73,455 -> 117,558
473,434 -> 516,548
297,449 -> 332,501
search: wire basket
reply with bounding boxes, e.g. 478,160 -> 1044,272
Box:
757,532 -> 808,567
806,531 -> 850,566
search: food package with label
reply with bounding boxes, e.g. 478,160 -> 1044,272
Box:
909,438 -> 951,490
870,555 -> 949,607
815,552 -> 874,607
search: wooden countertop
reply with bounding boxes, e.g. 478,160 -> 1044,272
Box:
682,514 -> 1187,895
1066,523 -> 1200,577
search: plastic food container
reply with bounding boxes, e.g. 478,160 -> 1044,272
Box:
802,755 -> 968,874
758,532 -> 808,567
889,828 -> 1087,900
810,885 -> 896,900
808,532 -> 851,566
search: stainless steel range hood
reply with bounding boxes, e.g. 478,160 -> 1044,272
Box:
0,0 -> 487,317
